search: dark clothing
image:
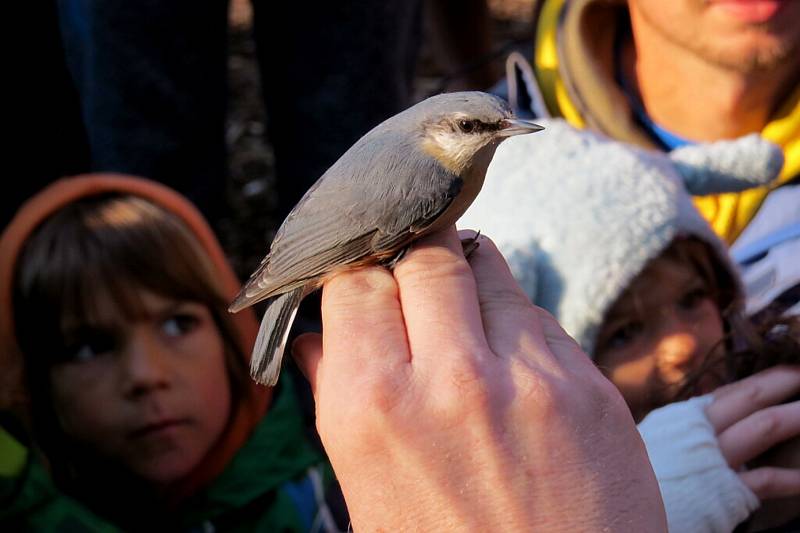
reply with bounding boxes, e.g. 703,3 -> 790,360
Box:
13,0 -> 423,231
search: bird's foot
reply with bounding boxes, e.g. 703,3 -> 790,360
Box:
461,230 -> 481,259
386,232 -> 480,270
385,245 -> 410,270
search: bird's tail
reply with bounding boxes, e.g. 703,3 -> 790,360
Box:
250,287 -> 304,386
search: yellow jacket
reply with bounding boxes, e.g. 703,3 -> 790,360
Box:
520,0 -> 800,244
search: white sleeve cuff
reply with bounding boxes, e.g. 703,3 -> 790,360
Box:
638,395 -> 760,533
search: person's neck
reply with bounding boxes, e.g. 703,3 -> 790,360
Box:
621,26 -> 799,142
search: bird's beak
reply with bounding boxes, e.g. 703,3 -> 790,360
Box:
498,118 -> 545,137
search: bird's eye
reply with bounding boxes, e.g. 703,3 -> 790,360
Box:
458,119 -> 476,133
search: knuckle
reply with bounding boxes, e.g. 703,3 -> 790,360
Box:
746,468 -> 777,494
361,373 -> 406,416
436,360 -> 492,418
570,370 -> 628,421
713,379 -> 761,406
349,266 -> 396,292
400,249 -> 473,287
319,374 -> 407,451
589,371 -> 626,405
511,361 -> 629,427
513,368 -> 568,419
753,408 -> 781,435
582,373 -> 629,419
740,381 -> 766,406
597,367 -> 626,395
324,267 -> 396,306
480,286 -> 532,315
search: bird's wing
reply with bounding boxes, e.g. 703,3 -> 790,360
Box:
232,133 -> 461,309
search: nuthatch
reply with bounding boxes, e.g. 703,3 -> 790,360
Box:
229,91 -> 543,385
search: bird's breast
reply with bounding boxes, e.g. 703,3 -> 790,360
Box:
424,143 -> 497,233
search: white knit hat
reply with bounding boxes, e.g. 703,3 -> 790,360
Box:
458,119 -> 783,356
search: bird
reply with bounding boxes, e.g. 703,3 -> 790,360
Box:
229,91 -> 543,385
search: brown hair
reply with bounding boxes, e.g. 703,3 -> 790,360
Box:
595,237 -> 743,414
676,315 -> 800,401
13,193 -> 251,496
660,237 -> 740,316
668,235 -> 800,400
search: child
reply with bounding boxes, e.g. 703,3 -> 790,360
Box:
0,174 -> 343,531
459,119 -> 800,532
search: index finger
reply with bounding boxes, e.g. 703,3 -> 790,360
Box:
707,366 -> 800,432
318,265 -> 412,382
393,226 -> 490,371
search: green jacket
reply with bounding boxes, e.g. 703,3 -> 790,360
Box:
1,379 -> 339,532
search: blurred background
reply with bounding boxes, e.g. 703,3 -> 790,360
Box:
222,0 -> 535,278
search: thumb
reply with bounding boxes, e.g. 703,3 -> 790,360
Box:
291,332 -> 323,395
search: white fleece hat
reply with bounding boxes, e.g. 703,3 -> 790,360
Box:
458,119 -> 783,356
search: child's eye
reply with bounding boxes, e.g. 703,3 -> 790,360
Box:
61,332 -> 116,363
605,322 -> 643,350
678,287 -> 710,310
162,313 -> 200,337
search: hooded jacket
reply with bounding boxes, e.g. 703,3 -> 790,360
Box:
505,0 -> 800,245
0,174 -> 339,531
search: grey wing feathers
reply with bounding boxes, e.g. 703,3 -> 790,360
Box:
250,287 -> 305,385
228,230 -> 380,313
231,130 -> 462,313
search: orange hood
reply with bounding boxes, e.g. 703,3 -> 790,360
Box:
0,173 -> 270,505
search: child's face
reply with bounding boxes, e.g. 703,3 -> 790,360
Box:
48,290 -> 231,487
594,255 -> 725,421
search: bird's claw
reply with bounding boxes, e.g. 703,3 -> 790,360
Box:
461,230 -> 481,259
385,245 -> 409,270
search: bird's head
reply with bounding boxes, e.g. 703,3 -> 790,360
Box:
414,92 -> 544,175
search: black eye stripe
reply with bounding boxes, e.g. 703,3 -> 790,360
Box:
457,120 -> 502,133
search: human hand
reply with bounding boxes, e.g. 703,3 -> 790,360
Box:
706,366 -> 800,531
638,366 -> 800,532
292,227 -> 666,531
